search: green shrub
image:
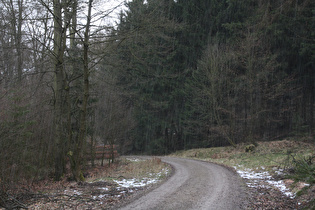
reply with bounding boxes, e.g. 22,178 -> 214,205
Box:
284,153 -> 315,184
245,144 -> 256,153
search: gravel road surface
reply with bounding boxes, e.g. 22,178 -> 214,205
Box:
119,157 -> 247,210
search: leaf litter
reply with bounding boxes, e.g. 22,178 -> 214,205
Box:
20,157 -> 171,209
234,166 -> 296,198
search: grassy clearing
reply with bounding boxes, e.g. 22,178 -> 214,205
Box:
171,139 -> 315,175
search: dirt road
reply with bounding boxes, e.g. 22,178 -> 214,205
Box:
118,157 -> 247,210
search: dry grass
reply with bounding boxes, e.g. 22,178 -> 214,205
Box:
171,139 -> 315,172
86,157 -> 170,182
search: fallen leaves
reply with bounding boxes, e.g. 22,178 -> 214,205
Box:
2,157 -> 171,210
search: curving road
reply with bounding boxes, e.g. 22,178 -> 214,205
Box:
119,157 -> 248,210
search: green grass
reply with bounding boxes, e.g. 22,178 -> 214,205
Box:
171,139 -> 315,175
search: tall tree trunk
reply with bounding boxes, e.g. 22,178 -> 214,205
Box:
53,0 -> 66,181
72,0 -> 92,181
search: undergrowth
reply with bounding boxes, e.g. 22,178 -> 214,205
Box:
86,157 -> 169,182
283,153 -> 315,184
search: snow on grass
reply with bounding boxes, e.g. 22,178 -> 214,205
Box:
98,187 -> 109,191
93,194 -> 108,199
113,168 -> 170,188
114,177 -> 158,188
64,189 -> 82,197
88,167 -> 170,202
125,157 -> 145,162
234,166 -> 295,199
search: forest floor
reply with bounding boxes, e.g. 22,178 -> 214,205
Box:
1,139 -> 315,209
1,157 -> 172,209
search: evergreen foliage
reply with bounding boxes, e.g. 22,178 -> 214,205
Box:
109,0 -> 187,154
110,0 -> 314,153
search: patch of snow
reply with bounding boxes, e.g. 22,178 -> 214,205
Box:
98,194 -> 107,199
155,168 -> 170,178
114,167 -> 170,188
267,180 -> 295,198
235,167 -> 272,180
126,158 -> 145,162
114,177 -> 158,188
90,166 -> 170,201
275,169 -> 284,175
64,189 -> 82,195
234,166 -> 295,199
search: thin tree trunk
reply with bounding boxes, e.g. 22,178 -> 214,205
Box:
310,73 -> 314,135
16,0 -> 23,83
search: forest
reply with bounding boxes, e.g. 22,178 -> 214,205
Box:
0,0 -> 314,187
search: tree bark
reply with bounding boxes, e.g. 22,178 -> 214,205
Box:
16,0 -> 23,83
53,0 -> 67,181
72,0 -> 92,181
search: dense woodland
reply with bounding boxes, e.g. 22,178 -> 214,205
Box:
0,0 -> 314,186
